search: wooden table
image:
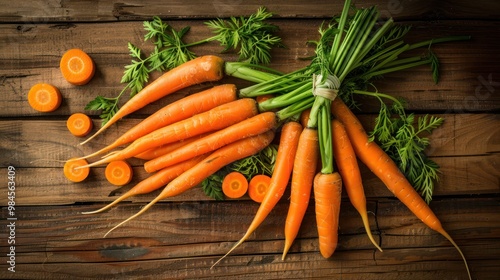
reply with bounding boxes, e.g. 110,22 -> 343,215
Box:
1,1 -> 499,279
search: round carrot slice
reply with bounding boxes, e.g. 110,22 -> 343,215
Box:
222,171 -> 248,199
28,83 -> 62,112
67,113 -> 93,137
60,48 -> 95,85
248,174 -> 271,203
105,160 -> 133,186
64,158 -> 90,183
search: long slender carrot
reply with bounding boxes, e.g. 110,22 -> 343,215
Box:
103,130 -> 275,237
81,154 -> 207,215
143,112 -> 279,173
77,98 -> 258,168
313,171 -> 342,258
81,55 -> 225,145
282,127 -> 319,260
331,97 -> 471,279
79,83 -> 236,160
331,118 -> 382,252
211,121 -> 302,268
134,134 -> 207,160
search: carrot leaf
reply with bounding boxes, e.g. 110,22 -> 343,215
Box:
201,174 -> 225,200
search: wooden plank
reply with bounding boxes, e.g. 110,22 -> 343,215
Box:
1,0 -> 499,22
1,20 -> 499,117
1,197 -> 498,279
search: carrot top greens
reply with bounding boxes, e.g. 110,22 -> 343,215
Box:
86,7 -> 282,126
223,0 -> 470,202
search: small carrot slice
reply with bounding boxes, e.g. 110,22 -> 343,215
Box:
64,158 -> 90,182
248,174 -> 271,203
60,48 -> 95,85
222,172 -> 248,199
105,160 -> 133,186
28,83 -> 62,112
67,113 -> 93,137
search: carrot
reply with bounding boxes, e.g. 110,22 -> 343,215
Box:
299,108 -> 311,128
105,160 -> 133,186
67,113 -> 93,137
134,134 -> 207,160
81,55 -> 225,145
282,127 -> 319,260
313,172 -> 342,258
331,118 -> 382,252
143,111 -> 278,173
211,121 -> 302,268
77,98 -> 259,168
331,97 -> 471,279
60,48 -> 95,85
256,94 -> 274,104
222,172 -> 248,199
103,130 -> 275,237
64,158 -> 90,183
248,174 -> 271,203
27,83 -> 62,112
82,155 -> 207,215
79,84 -> 236,160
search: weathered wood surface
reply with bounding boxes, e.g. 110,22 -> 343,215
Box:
1,0 -> 499,279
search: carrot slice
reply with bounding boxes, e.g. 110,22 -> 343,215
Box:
222,172 -> 249,199
248,174 -> 271,203
28,83 -> 62,112
67,113 -> 93,137
60,48 -> 95,85
105,160 -> 133,186
64,158 -> 90,182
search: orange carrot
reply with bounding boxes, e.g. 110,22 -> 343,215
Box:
282,127 -> 319,260
134,134 -> 206,160
299,108 -> 311,128
81,155 -> 207,215
103,130 -> 275,237
331,118 -> 382,252
222,172 -> 248,199
80,84 -> 236,159
105,160 -> 133,186
143,112 -> 278,173
248,174 -> 271,203
60,48 -> 95,85
64,158 -> 90,183
211,121 -> 302,268
81,55 -> 225,145
313,172 -> 342,258
256,94 -> 274,104
27,83 -> 62,112
77,98 -> 259,168
331,97 -> 471,279
67,113 -> 93,137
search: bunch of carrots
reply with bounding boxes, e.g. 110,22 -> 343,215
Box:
54,1 -> 472,279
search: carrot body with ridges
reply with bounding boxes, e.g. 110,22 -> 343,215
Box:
81,55 -> 225,145
103,130 -> 275,237
78,98 -> 258,168
331,97 -> 471,279
282,127 -> 319,260
211,121 -> 302,268
80,83 -> 236,159
314,172 -> 342,258
331,118 -> 382,252
144,112 -> 278,173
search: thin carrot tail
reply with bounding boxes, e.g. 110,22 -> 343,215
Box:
80,119 -> 116,146
437,228 -> 472,280
81,193 -> 131,215
282,240 -> 293,260
210,232 -> 252,269
74,151 -> 121,169
358,212 -> 383,252
103,196 -> 162,238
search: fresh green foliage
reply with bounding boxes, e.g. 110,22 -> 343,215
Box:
202,174 -> 225,201
85,8 -> 282,125
205,7 -> 283,64
370,102 -> 443,204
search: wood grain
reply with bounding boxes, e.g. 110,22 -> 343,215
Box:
0,1 -> 499,279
